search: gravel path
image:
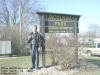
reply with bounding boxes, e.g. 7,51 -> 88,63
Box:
18,65 -> 79,75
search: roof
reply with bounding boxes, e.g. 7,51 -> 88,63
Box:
37,11 -> 81,17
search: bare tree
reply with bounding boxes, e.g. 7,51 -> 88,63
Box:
0,0 -> 43,28
87,24 -> 99,39
0,0 -> 44,55
0,0 -> 10,26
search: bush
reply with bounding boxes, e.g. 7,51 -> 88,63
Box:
46,34 -> 77,69
0,26 -> 29,55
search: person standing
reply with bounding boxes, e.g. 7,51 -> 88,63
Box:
28,25 -> 41,70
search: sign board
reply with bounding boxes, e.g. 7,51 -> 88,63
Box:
37,12 -> 80,33
0,41 -> 11,54
37,12 -> 81,67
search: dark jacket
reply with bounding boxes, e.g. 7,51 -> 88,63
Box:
28,32 -> 41,48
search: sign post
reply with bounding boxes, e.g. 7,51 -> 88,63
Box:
37,12 -> 80,67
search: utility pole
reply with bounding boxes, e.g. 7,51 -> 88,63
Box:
19,3 -> 22,55
19,4 -> 22,43
19,6 -> 22,33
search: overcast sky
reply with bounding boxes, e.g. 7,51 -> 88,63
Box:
42,0 -> 100,33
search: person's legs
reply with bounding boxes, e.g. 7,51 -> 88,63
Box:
35,48 -> 39,69
30,45 -> 35,69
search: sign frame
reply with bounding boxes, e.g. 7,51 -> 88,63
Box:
37,12 -> 80,33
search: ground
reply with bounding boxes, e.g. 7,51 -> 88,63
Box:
0,55 -> 100,75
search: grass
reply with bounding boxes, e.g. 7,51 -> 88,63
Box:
0,54 -> 52,75
0,56 -> 31,68
74,56 -> 100,75
0,54 -> 51,68
79,56 -> 100,67
0,54 -> 100,75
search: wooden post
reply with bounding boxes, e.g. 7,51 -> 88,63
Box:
39,14 -> 46,67
74,18 -> 78,64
